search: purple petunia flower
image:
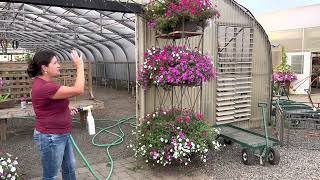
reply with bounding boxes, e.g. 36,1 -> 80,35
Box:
179,131 -> 185,139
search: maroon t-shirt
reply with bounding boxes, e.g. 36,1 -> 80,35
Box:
32,77 -> 72,134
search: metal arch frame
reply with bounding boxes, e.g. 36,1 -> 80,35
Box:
28,4 -> 130,62
0,2 -> 135,86
8,23 -> 90,54
0,9 -> 135,22
94,43 -> 115,62
4,31 -> 64,52
83,44 -> 104,62
9,14 -> 112,62
69,8 -> 135,44
0,0 -> 144,13
25,4 -> 133,43
9,29 -> 92,61
98,11 -> 135,31
79,37 -> 115,62
1,3 -> 131,63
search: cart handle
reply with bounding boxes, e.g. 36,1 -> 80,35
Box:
258,102 -> 268,108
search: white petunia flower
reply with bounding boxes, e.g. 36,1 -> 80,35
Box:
11,167 -> 16,172
160,137 -> 164,142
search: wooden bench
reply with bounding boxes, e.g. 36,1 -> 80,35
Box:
0,99 -> 104,142
0,62 -> 103,141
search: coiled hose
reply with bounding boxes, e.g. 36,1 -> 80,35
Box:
17,115 -> 136,180
72,116 -> 136,180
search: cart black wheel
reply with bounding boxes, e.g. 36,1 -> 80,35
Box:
241,148 -> 255,165
268,148 -> 280,165
223,138 -> 233,145
291,120 -> 300,126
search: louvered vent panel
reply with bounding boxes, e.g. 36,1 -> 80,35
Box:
216,25 -> 254,123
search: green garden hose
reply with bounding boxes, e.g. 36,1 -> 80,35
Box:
16,115 -> 136,180
70,116 -> 136,180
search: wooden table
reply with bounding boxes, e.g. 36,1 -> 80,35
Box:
0,99 -> 104,142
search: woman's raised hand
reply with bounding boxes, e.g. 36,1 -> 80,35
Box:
70,50 -> 83,68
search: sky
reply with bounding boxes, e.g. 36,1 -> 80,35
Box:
234,0 -> 320,14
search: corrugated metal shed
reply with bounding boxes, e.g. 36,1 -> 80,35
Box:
135,0 -> 272,128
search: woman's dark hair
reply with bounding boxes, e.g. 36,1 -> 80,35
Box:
27,50 -> 56,78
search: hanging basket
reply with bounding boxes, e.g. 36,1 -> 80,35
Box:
174,21 -> 202,32
158,21 -> 203,34
0,99 -> 16,109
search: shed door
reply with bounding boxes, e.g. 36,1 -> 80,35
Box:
287,52 -> 311,94
216,25 -> 254,124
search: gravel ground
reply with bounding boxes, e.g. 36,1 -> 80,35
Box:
1,86 -> 136,179
2,87 -> 320,179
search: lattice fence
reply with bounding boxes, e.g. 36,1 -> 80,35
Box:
0,62 -> 93,102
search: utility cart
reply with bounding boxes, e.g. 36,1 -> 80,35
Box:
215,103 -> 280,165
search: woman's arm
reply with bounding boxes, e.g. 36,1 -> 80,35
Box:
52,50 -> 85,99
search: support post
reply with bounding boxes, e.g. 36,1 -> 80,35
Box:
87,62 -> 94,99
79,111 -> 87,128
0,119 -> 7,142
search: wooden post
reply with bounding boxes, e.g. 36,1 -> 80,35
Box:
79,111 -> 87,128
87,62 -> 94,99
0,119 -> 7,142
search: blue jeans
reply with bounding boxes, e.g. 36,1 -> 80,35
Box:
34,130 -> 76,180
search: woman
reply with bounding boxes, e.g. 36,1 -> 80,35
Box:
27,50 -> 84,180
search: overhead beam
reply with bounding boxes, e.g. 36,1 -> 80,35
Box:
0,0 -> 144,13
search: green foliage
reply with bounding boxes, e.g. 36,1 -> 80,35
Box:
0,93 -> 10,102
276,46 -> 291,73
0,78 -> 10,102
144,0 -> 219,34
130,109 -> 221,166
23,53 -> 34,62
156,16 -> 179,34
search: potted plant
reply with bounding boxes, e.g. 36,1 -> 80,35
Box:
144,0 -> 220,34
129,108 -> 221,166
0,78 -> 15,109
23,53 -> 33,63
272,47 -> 297,95
138,45 -> 216,90
0,153 -> 19,179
